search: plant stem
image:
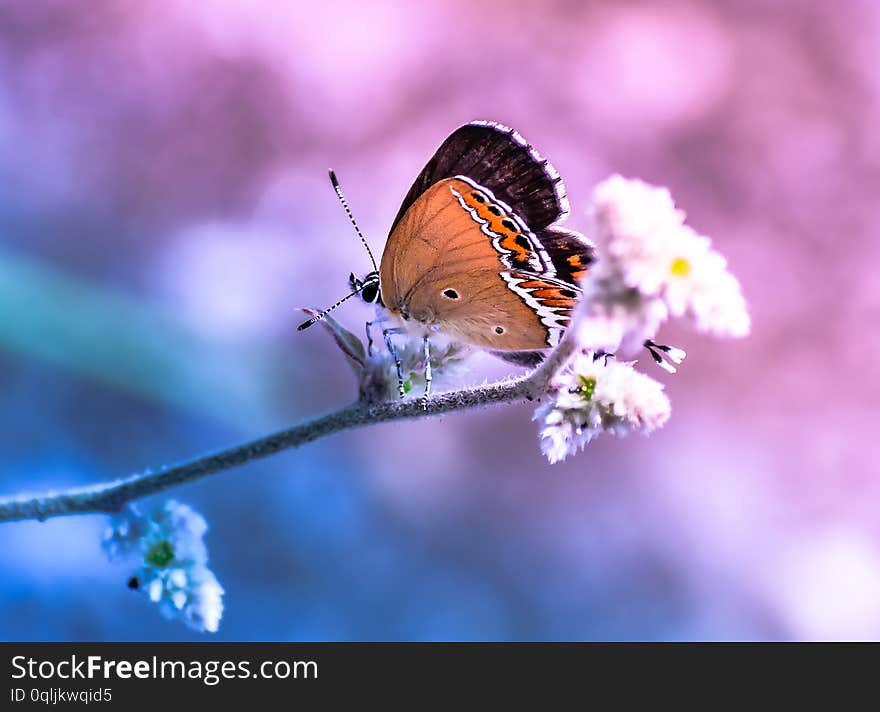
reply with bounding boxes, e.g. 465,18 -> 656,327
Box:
0,328 -> 577,525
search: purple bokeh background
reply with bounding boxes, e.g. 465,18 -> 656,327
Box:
1,0 -> 878,640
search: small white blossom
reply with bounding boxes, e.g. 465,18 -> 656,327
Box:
534,353 -> 671,464
301,307 -> 473,403
103,500 -> 224,633
576,278 -> 670,354
367,332 -> 472,402
580,175 -> 750,353
135,562 -> 224,634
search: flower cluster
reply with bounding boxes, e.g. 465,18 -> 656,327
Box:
535,175 -> 749,462
534,353 -> 671,463
362,330 -> 472,403
577,175 -> 750,354
103,500 -> 224,633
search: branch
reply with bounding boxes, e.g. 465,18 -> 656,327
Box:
0,331 -> 576,525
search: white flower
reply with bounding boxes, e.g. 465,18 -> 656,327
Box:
576,277 -> 670,354
592,177 -> 686,296
104,500 -> 224,633
301,307 -> 473,403
137,563 -> 225,633
360,324 -> 473,403
581,175 -> 750,353
534,353 -> 671,463
659,228 -> 750,337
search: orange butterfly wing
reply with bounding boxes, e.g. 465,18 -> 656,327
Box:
380,177 -> 580,350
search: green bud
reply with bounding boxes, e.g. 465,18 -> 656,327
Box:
577,375 -> 597,401
145,539 -> 175,568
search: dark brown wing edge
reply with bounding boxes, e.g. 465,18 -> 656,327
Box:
390,121 -> 569,235
536,227 -> 597,285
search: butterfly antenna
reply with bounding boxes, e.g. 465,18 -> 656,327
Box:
329,169 -> 378,273
297,283 -> 370,331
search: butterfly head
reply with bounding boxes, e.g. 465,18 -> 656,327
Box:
349,270 -> 383,306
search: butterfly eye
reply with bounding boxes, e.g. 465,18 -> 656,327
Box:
442,289 -> 460,300
361,282 -> 380,304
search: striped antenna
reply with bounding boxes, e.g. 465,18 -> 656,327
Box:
329,169 -> 378,273
296,282 -> 371,331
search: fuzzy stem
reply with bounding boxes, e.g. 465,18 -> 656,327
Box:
0,346 -> 577,524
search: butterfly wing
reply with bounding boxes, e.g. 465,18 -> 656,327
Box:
381,177 -> 581,350
389,121 -> 569,236
405,266 -> 579,351
537,227 -> 596,284
487,231 -> 594,365
381,122 -> 594,354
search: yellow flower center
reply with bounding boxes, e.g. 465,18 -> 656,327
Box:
670,257 -> 691,277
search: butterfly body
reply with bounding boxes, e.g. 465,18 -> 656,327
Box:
372,122 -> 595,358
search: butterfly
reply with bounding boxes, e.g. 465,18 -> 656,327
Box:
300,120 -> 596,398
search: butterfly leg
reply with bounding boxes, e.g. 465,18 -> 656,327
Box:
382,328 -> 406,398
365,320 -> 375,356
421,336 -> 432,410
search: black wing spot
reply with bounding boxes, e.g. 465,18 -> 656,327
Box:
487,205 -> 502,216
502,219 -> 517,231
514,234 -> 533,250
471,192 -> 486,204
560,288 -> 578,298
494,326 -> 505,334
442,288 -> 460,300
536,227 -> 596,284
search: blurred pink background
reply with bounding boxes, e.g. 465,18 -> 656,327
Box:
1,0 -> 878,640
